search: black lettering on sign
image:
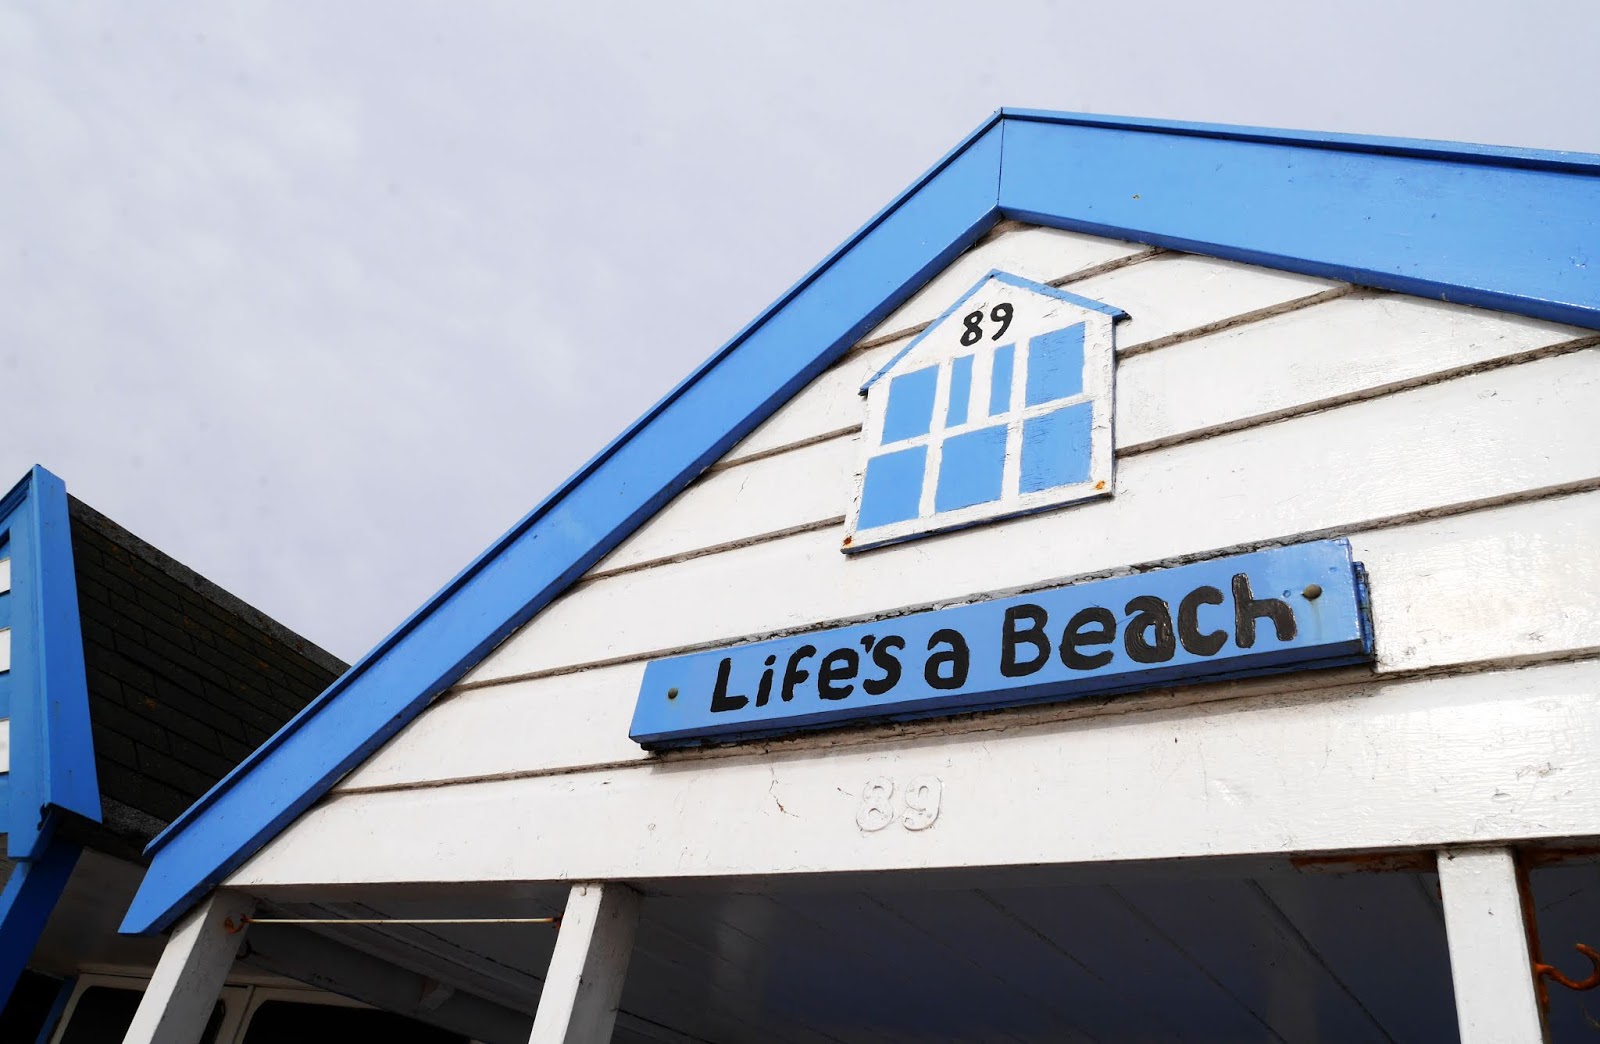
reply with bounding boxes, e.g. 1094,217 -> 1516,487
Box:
710,656 -> 748,713
925,629 -> 970,690
1232,573 -> 1297,648
1123,596 -> 1176,663
1061,607 -> 1116,670
781,646 -> 816,702
1001,604 -> 1051,677
864,636 -> 904,696
959,303 -> 1017,346
754,654 -> 777,707
1178,586 -> 1227,656
819,648 -> 860,701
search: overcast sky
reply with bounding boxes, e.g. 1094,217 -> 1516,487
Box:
3,2 -> 1595,661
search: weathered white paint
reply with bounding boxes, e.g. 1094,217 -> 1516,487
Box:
467,351 -> 1600,685
528,883 -> 640,1044
1360,490 -> 1600,672
721,249 -> 1372,468
0,627 -> 9,674
1115,290 -> 1589,449
122,890 -> 253,1044
339,490 -> 1600,793
720,342 -> 899,467
862,227 -> 1150,342
336,663 -> 647,791
595,296 -> 1589,576
592,437 -> 855,578
0,718 -> 10,774
1067,252 -> 1342,351
1437,848 -> 1544,1043
0,556 -> 10,594
237,660 -> 1600,890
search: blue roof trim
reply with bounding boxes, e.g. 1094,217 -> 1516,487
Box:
998,108 -> 1600,173
998,113 -> 1600,328
0,467 -> 101,860
122,110 -> 1600,936
0,832 -> 80,1010
861,269 -> 1128,391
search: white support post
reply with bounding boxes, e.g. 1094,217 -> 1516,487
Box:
1437,848 -> 1545,1044
122,891 -> 252,1044
529,882 -> 641,1044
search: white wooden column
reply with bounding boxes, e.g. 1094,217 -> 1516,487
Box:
122,891 -> 252,1044
1437,848 -> 1545,1044
529,883 -> 641,1044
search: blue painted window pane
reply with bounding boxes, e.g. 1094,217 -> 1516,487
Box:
857,446 -> 927,528
1020,402 -> 1093,493
1025,323 -> 1086,406
881,367 -> 938,444
988,344 -> 1015,416
946,355 -> 973,427
934,425 -> 1007,512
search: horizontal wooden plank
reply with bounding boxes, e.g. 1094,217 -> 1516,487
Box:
719,338 -> 897,466
343,490 -> 1600,792
861,227 -> 1150,342
1361,489 -> 1600,672
243,659 -> 1600,889
336,662 -> 648,791
1064,252 -> 1342,350
599,294 -> 1588,575
722,248 -> 1356,467
1118,290 -> 1591,449
473,349 -> 1600,683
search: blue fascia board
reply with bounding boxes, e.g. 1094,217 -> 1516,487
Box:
997,108 -> 1600,174
0,830 -> 81,1012
862,269 -> 1129,392
121,109 -> 1600,937
118,121 -> 1005,936
999,117 -> 1600,329
0,467 -> 101,860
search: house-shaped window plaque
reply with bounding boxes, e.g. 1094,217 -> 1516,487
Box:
845,271 -> 1125,552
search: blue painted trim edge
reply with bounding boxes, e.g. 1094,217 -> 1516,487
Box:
0,830 -> 81,1012
0,468 -> 100,859
862,269 -> 1127,391
122,109 -> 1600,936
32,974 -> 76,1044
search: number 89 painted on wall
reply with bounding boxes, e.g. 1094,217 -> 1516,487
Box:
855,776 -> 943,832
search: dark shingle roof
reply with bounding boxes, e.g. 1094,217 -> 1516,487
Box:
65,497 -> 345,857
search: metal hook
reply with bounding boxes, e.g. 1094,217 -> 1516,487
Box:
1536,944 -> 1600,993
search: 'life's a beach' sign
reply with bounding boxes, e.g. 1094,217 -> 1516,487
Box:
629,541 -> 1372,748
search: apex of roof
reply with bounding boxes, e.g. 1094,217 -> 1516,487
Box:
121,109 -> 1600,936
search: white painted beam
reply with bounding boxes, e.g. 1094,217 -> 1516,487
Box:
122,890 -> 252,1044
1437,848 -> 1544,1043
529,883 -> 640,1044
243,661 -> 1600,891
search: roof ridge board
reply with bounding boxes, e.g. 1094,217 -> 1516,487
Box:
136,112 -> 1009,866
998,107 -> 1600,174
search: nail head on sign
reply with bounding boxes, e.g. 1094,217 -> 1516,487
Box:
667,687 -> 679,700
1302,584 -> 1323,600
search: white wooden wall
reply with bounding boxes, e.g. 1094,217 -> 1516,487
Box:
233,223 -> 1600,890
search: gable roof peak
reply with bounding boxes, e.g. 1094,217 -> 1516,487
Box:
121,109 -> 1600,936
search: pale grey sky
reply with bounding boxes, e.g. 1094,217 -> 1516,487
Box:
3,1 -> 1595,660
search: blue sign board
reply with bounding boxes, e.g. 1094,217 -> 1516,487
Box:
630,540 -> 1372,748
